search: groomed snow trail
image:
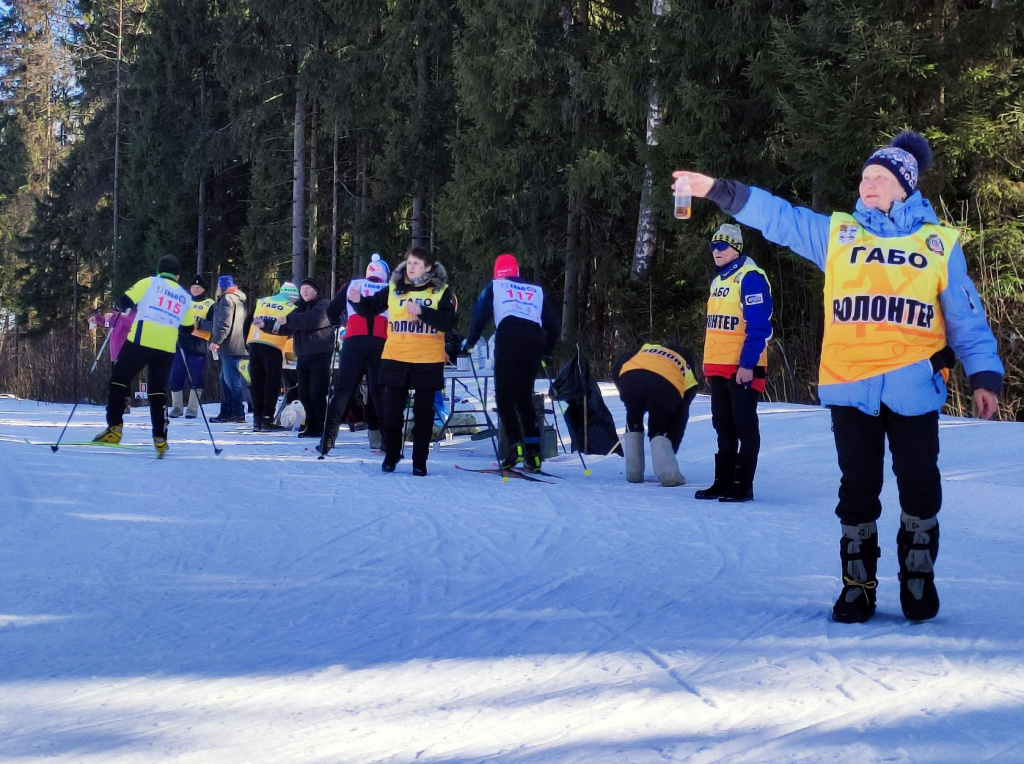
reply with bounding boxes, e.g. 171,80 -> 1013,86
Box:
1,391 -> 1023,763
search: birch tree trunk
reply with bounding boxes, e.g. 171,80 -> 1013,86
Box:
629,0 -> 668,281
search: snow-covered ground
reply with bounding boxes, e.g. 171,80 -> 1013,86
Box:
1,387 -> 1023,763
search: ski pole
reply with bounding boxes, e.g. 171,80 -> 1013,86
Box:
317,327 -> 343,460
52,313 -> 120,453
541,359 -> 590,476
180,345 -> 222,455
468,354 -> 509,482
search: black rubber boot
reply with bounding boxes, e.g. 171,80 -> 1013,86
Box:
695,452 -> 735,500
719,452 -> 757,503
832,521 -> 880,623
898,513 -> 940,621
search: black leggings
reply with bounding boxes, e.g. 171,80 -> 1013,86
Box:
297,353 -> 331,436
107,340 -> 173,438
493,324 -> 544,445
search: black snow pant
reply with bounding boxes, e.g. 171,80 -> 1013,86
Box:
107,339 -> 173,439
708,375 -> 761,459
616,369 -> 698,452
326,335 -> 386,434
830,404 -> 941,525
493,322 -> 545,447
297,352 -> 331,437
381,386 -> 437,470
248,343 -> 284,424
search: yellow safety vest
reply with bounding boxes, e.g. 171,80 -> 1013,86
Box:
124,276 -> 195,353
820,212 -> 954,385
620,344 -> 698,398
382,285 -> 448,364
703,259 -> 770,368
190,298 -> 215,340
246,295 -> 297,351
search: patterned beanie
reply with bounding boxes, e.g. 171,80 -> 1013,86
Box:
862,130 -> 934,198
365,253 -> 390,282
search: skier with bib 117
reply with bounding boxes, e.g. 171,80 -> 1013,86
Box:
463,253 -> 560,473
672,130 -> 1004,624
93,255 -> 196,456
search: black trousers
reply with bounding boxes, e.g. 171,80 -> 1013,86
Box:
297,353 -> 332,436
107,340 -> 173,438
708,375 -> 761,458
494,322 -> 544,445
381,385 -> 437,469
248,343 -> 284,423
616,370 -> 697,452
830,404 -> 941,525
326,335 -> 386,433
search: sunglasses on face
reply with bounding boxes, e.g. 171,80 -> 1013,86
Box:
710,241 -> 733,252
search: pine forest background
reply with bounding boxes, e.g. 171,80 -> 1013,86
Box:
0,0 -> 1022,417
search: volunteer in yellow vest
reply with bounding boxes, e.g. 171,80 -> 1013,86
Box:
349,247 -> 456,476
673,130 -> 1003,625
612,343 -> 699,487
246,282 -> 299,432
168,275 -> 215,419
93,255 -> 196,457
695,223 -> 773,504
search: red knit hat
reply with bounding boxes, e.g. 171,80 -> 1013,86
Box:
494,253 -> 519,279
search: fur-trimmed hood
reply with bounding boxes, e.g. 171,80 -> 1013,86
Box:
392,260 -> 448,292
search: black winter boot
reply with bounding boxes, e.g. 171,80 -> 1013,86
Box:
832,521 -> 880,623
897,513 -> 940,621
719,452 -> 757,503
695,452 -> 736,500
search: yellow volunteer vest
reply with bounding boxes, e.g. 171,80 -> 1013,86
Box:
620,344 -> 698,398
820,212 -> 954,385
703,259 -> 770,368
382,285 -> 448,364
124,276 -> 195,353
190,298 -> 215,340
247,295 -> 296,351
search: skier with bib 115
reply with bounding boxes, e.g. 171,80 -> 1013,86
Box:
93,255 -> 196,457
672,130 -> 1003,623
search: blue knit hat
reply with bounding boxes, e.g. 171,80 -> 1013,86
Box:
218,275 -> 235,290
862,131 -> 934,198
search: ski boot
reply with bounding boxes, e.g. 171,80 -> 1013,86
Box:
169,390 -> 184,418
898,513 -> 940,621
623,431 -> 645,483
153,437 -> 168,458
832,521 -> 880,623
93,425 -> 123,444
695,453 -> 735,500
501,441 -> 524,471
650,435 -> 685,487
523,441 -> 543,473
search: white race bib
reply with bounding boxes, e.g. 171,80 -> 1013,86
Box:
135,279 -> 191,328
347,278 -> 389,319
493,279 -> 543,326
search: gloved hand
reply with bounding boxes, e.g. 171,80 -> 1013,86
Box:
460,339 -> 473,354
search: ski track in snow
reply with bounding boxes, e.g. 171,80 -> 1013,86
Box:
1,390 -> 1024,763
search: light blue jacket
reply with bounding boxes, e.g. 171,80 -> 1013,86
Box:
723,184 -> 1003,416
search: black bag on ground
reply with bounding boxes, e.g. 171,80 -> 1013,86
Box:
549,349 -> 622,456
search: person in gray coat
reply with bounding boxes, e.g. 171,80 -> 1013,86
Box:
209,275 -> 249,423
